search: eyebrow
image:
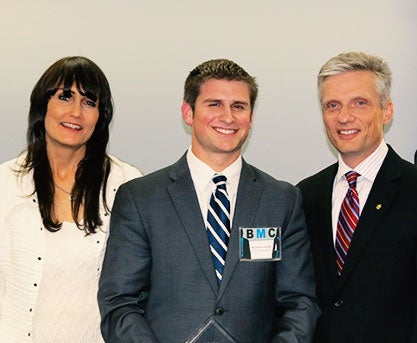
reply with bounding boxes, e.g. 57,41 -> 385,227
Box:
232,100 -> 249,106
47,87 -> 97,102
79,89 -> 97,102
203,98 -> 249,105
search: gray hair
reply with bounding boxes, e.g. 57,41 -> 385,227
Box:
317,51 -> 392,108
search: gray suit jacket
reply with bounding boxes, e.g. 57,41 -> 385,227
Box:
98,154 -> 320,343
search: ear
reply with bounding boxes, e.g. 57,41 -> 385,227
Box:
181,100 -> 193,126
382,101 -> 394,125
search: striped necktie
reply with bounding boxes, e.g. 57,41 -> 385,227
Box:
206,174 -> 231,285
335,171 -> 360,275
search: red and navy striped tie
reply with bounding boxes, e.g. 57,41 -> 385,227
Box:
335,171 -> 360,275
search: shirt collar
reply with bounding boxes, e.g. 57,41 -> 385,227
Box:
336,139 -> 388,184
186,147 -> 242,194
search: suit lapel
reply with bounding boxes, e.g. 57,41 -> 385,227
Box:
218,161 -> 262,298
315,165 -> 340,285
167,154 -> 219,293
337,148 -> 402,289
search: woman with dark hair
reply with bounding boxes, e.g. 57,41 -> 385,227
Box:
0,56 -> 142,342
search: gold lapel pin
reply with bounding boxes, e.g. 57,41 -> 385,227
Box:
376,204 -> 382,210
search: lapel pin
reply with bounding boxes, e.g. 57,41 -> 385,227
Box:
376,204 -> 382,210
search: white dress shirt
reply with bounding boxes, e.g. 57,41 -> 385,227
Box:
331,140 -> 388,243
186,147 -> 241,228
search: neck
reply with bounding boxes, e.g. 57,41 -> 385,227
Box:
191,148 -> 241,172
47,146 -> 84,189
199,153 -> 239,172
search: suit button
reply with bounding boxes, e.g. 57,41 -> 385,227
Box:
215,307 -> 225,316
334,299 -> 344,308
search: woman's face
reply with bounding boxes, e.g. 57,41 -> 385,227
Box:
44,83 -> 99,154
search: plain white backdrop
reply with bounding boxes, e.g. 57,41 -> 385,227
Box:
1,0 -> 416,184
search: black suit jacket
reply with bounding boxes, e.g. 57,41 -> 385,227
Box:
298,146 -> 417,343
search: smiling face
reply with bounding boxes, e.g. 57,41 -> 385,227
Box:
321,70 -> 393,168
182,78 -> 253,170
44,83 -> 99,155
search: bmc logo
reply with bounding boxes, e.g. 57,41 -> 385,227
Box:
243,227 -> 278,239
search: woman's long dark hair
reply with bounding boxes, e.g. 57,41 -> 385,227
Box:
21,56 -> 113,234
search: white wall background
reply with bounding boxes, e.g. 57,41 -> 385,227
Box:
1,0 -> 416,184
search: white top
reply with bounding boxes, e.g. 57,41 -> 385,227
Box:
331,140 -> 388,242
0,154 -> 142,343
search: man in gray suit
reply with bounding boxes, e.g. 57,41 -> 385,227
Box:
98,59 -> 320,342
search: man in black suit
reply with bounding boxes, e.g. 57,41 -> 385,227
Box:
298,51 -> 417,343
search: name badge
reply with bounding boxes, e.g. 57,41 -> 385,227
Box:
239,227 -> 282,261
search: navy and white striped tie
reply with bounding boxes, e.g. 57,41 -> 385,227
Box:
207,174 -> 231,285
